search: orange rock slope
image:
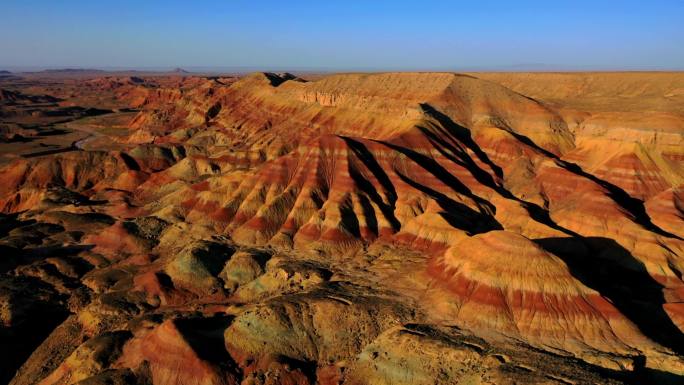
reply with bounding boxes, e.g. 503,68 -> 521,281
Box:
1,71 -> 683,385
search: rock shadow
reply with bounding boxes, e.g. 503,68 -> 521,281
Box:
535,236 -> 684,357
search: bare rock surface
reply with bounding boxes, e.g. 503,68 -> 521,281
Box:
1,71 -> 683,384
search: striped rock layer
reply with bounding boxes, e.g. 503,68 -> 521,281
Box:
2,72 -> 684,383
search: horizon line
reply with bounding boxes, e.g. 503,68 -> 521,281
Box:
2,64 -> 684,74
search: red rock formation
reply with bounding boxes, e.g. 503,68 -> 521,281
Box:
2,72 -> 684,384
116,319 -> 240,385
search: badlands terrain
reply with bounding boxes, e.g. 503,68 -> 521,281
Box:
0,69 -> 683,384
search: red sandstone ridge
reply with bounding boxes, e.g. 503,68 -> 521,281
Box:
1,71 -> 683,384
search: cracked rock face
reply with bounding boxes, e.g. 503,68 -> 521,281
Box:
1,71 -> 684,384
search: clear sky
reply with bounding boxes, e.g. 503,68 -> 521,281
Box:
1,0 -> 683,71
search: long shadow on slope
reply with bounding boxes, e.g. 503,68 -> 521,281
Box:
339,136 -> 402,232
556,158 -> 683,241
502,125 -> 681,241
174,315 -> 235,364
419,103 -> 504,180
372,135 -> 504,233
626,366 -> 684,385
338,197 -> 362,239
413,105 -> 684,365
421,103 -> 681,241
174,315 -> 242,379
414,105 -> 578,237
415,122 -> 578,233
536,236 -> 684,357
0,275 -> 70,385
376,139 -> 496,215
394,170 -> 502,234
22,145 -> 79,158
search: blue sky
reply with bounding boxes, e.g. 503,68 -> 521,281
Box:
1,0 -> 683,70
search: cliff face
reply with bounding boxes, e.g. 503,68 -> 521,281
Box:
2,72 -> 684,385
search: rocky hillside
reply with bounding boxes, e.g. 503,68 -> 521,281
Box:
1,72 -> 683,385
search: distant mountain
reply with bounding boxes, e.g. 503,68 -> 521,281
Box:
40,68 -> 105,73
172,67 -> 191,74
